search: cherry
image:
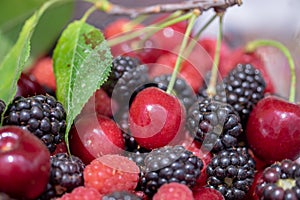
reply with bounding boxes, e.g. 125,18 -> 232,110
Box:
128,87 -> 186,150
0,125 -> 50,199
104,18 -> 143,39
246,95 -> 300,164
16,73 -> 46,97
69,113 -> 125,164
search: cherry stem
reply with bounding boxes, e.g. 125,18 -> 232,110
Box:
166,10 -> 200,94
81,5 -> 97,22
206,13 -> 224,97
184,13 -> 218,58
245,39 -> 297,102
107,11 -> 194,47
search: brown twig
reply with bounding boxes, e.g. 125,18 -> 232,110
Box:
103,0 -> 242,18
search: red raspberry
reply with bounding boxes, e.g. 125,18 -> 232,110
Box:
193,187 -> 224,200
84,154 -> 140,195
57,186 -> 102,200
152,182 -> 194,200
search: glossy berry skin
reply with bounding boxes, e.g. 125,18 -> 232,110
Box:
129,87 -> 186,149
69,113 -> 125,164
0,126 -> 50,199
16,73 -> 46,97
246,95 -> 300,164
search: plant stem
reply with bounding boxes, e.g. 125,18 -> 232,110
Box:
184,13 -> 218,58
166,10 -> 200,94
245,39 -> 297,103
206,13 -> 224,97
81,5 -> 97,22
107,11 -> 194,47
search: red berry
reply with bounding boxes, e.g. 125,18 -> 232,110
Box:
104,18 -> 143,39
0,126 -> 50,199
16,73 -> 46,97
129,87 -> 186,149
246,95 -> 300,164
193,187 -> 225,200
69,113 -> 125,164
28,56 -> 56,91
80,88 -> 117,117
57,186 -> 103,200
83,154 -> 140,195
153,182 -> 194,200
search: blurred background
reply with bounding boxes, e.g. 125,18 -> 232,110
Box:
0,0 -> 300,100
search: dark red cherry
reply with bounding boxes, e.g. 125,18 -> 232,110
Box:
16,73 -> 46,97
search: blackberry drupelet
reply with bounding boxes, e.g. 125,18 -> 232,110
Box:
102,55 -> 141,96
139,145 -> 203,196
112,64 -> 149,106
38,153 -> 85,199
102,191 -> 142,200
256,159 -> 300,200
152,74 -> 197,110
198,64 -> 266,127
3,94 -> 66,152
0,99 -> 5,121
187,98 -> 243,153
206,147 -> 256,200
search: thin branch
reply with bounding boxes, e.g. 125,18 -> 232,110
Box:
104,0 -> 242,18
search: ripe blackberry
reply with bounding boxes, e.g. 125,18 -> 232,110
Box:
3,94 -> 66,152
152,74 -> 197,110
0,99 -> 5,121
102,191 -> 142,200
38,153 -> 85,199
198,64 -> 266,126
206,147 -> 256,200
186,98 -> 243,153
256,159 -> 300,200
102,55 -> 141,96
139,145 -> 203,196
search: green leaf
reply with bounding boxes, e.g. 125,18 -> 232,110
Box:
0,0 -> 62,106
0,31 -> 12,61
53,20 -> 112,146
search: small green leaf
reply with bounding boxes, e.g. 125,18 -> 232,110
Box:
53,20 -> 112,146
0,31 -> 12,61
0,0 -> 63,106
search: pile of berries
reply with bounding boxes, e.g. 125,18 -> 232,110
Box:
0,7 -> 299,200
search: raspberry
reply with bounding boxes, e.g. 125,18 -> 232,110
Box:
102,191 -> 142,200
256,159 -> 300,200
187,98 -> 243,153
3,94 -> 66,152
152,74 -> 197,110
206,147 -> 256,200
84,154 -> 140,195
38,153 -> 85,199
57,186 -> 102,200
102,56 -> 141,96
139,145 -> 203,196
153,182 -> 194,200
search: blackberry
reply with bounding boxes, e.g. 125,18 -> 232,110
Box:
152,74 -> 197,110
186,98 -> 243,153
198,64 -> 266,126
206,147 -> 256,200
0,99 -> 5,121
112,64 -> 149,106
102,55 -> 141,96
102,191 -> 142,200
3,94 -> 66,152
38,153 -> 85,199
256,159 -> 300,200
139,145 -> 203,196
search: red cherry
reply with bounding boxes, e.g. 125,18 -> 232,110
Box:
69,113 -> 125,164
16,73 -> 46,97
0,126 -> 50,199
246,95 -> 300,164
129,87 -> 186,150
104,18 -> 143,39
